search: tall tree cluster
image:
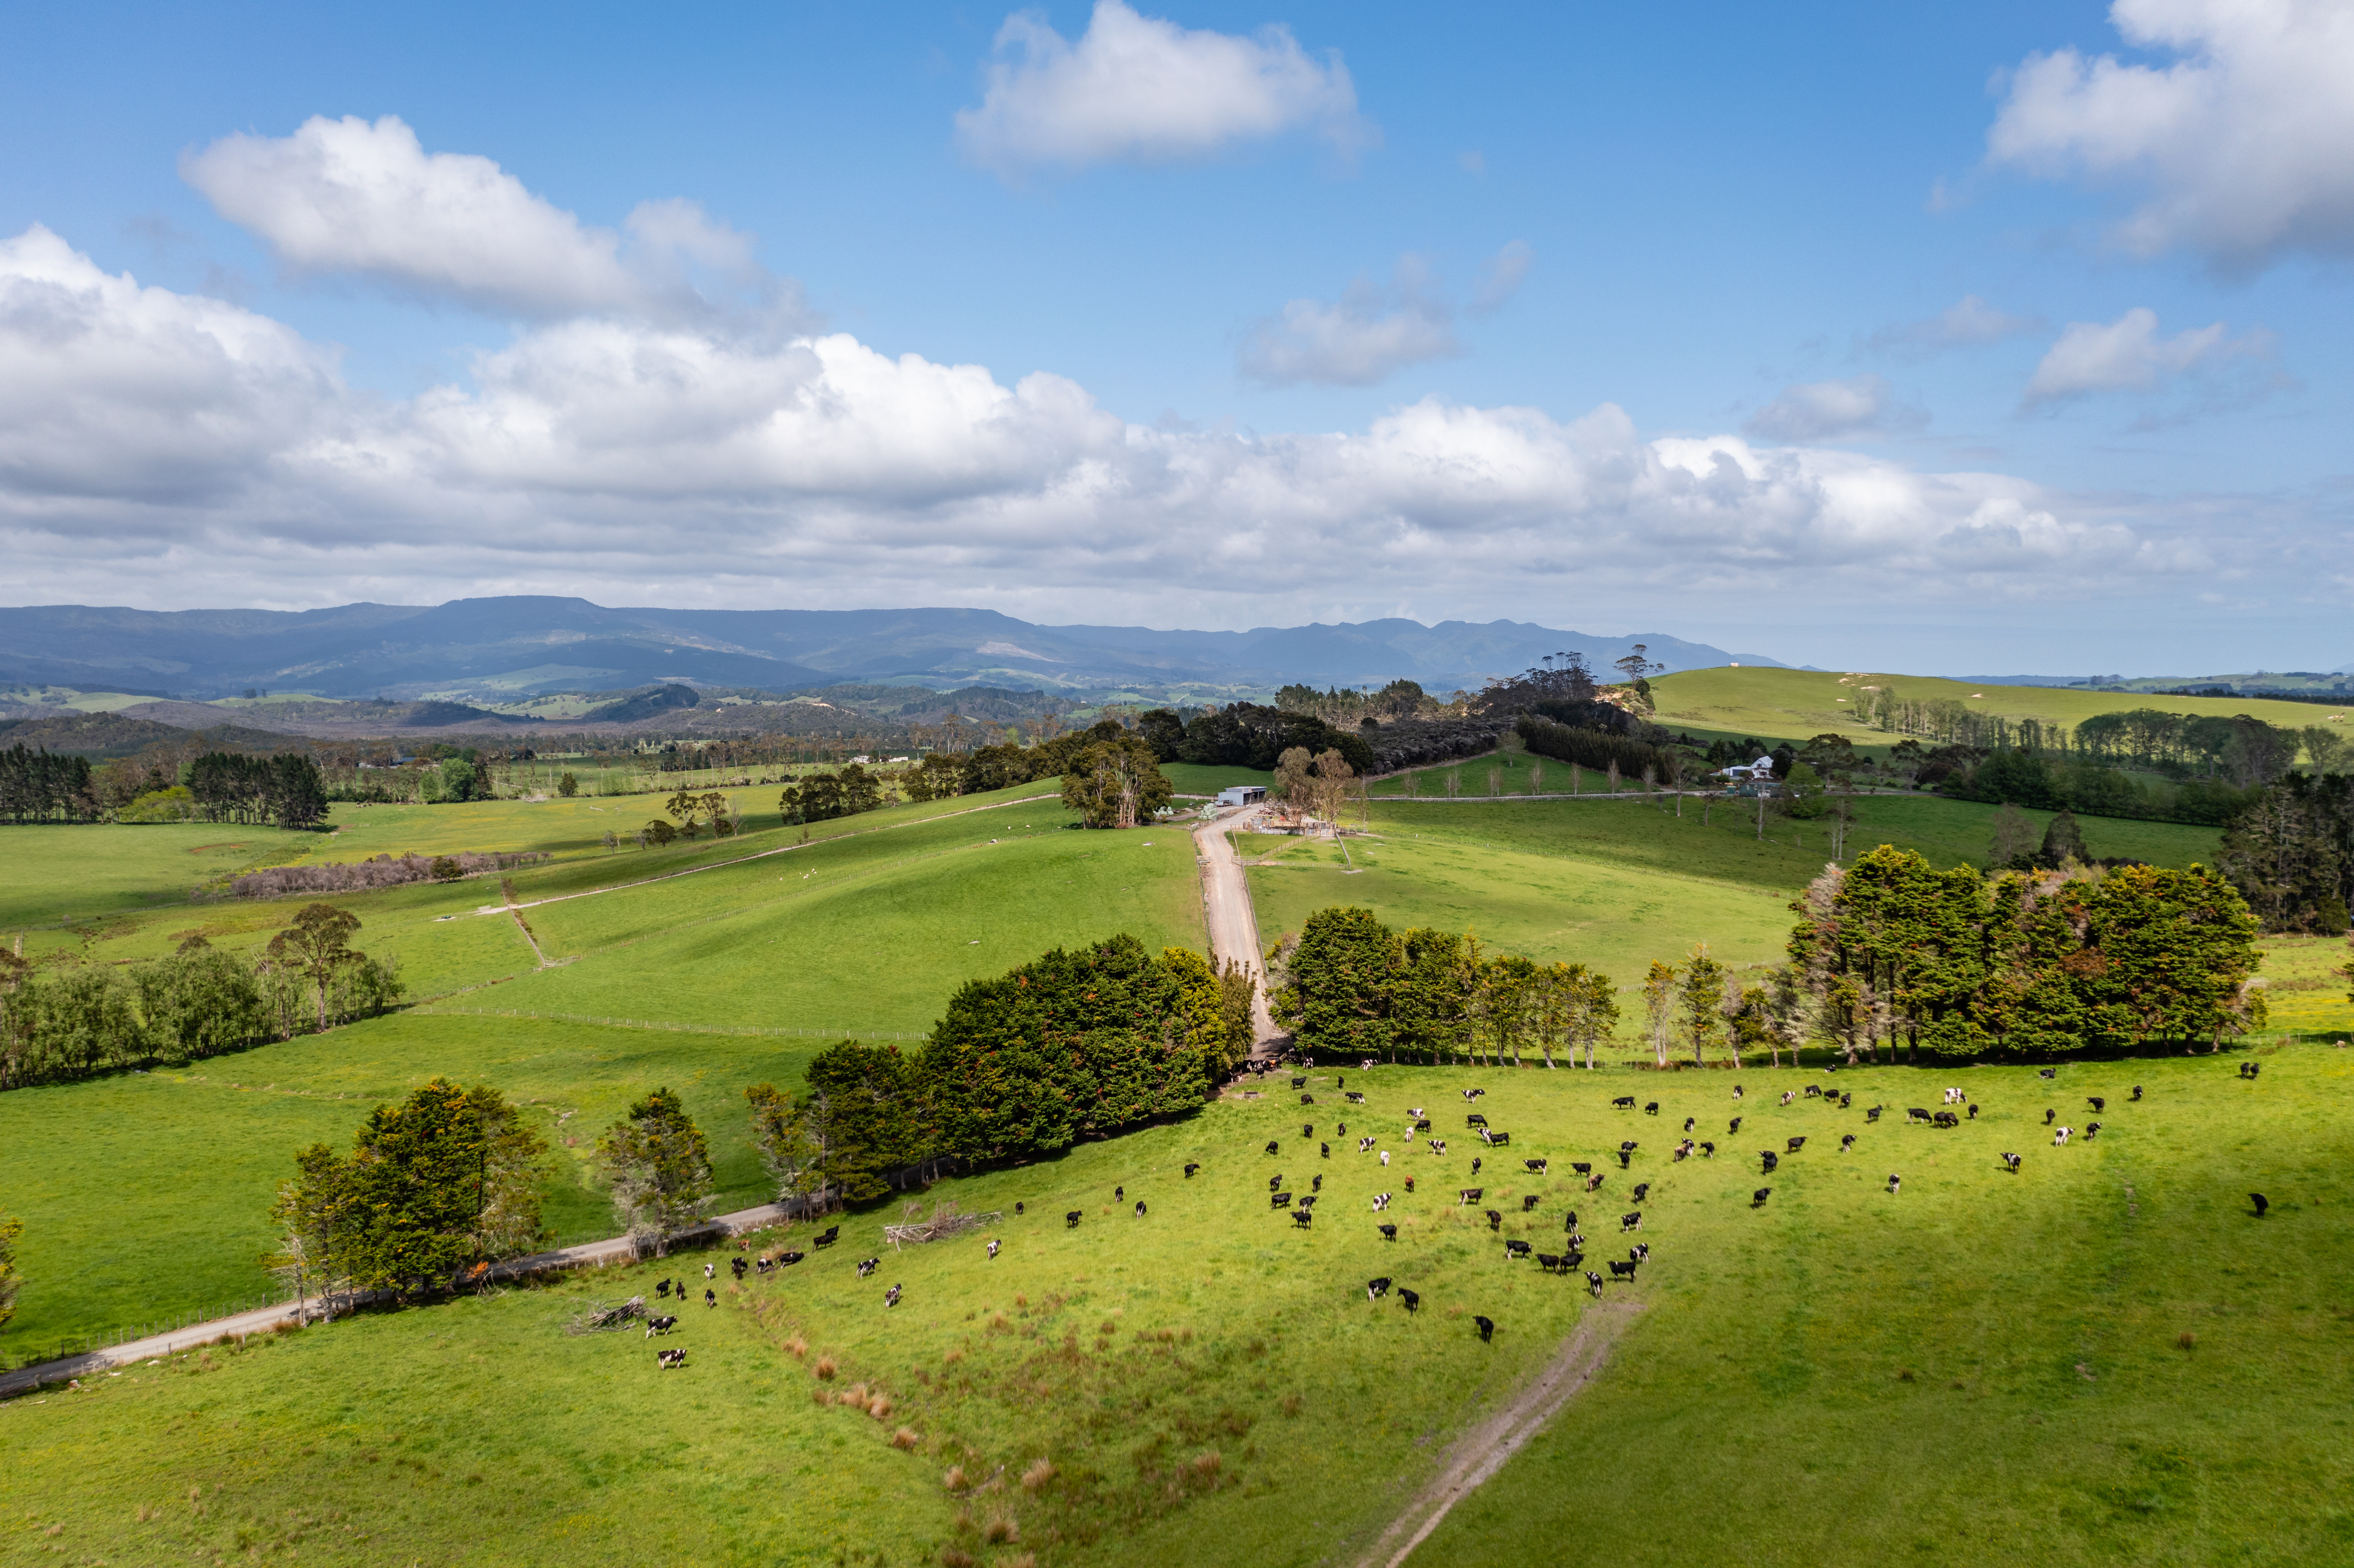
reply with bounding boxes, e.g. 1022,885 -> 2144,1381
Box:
0,907 -> 402,1091
2216,771 -> 2354,932
186,752 -> 329,827
1785,846 -> 2265,1060
1267,906 -> 1621,1067
0,745 -> 96,823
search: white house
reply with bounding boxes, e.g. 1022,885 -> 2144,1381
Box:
1714,755 -> 1778,782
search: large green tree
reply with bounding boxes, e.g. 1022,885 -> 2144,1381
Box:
748,1041 -> 930,1206
598,1087 -> 715,1254
1061,736 -> 1173,828
1272,906 -> 1400,1060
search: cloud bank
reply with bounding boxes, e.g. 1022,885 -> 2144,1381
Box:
1989,0 -> 2354,269
955,0 -> 1372,173
2023,307 -> 2273,407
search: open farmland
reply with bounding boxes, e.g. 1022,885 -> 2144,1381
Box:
7,1048 -> 2351,1568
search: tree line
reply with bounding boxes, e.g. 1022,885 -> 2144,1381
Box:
0,745 -> 95,824
0,904 -> 402,1091
186,752 -> 330,827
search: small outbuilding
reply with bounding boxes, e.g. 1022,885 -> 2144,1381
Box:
1216,786 -> 1268,807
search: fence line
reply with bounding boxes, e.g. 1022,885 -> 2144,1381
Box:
410,1005 -> 917,1041
9,1289 -> 300,1372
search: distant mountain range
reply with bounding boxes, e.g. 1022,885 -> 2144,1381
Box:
0,598 -> 1784,701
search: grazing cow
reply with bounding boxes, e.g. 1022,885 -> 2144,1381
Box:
1933,1112 -> 1959,1129
705,1288 -> 717,1308
1753,1187 -> 1773,1207
1585,1172 -> 1605,1193
2044,1109 -> 2057,1125
1787,1136 -> 1807,1153
1415,1119 -> 1434,1132
1522,1194 -> 1541,1211
1300,1195 -> 1317,1211
1468,1113 -> 1488,1127
1780,1091 -> 1794,1107
1632,1182 -> 1651,1203
2001,1152 -> 2021,1173
781,1252 -> 805,1267
1587,1271 -> 1605,1298
2086,1096 -> 2106,1113
1271,1192 -> 1293,1208
2053,1126 -> 2072,1146
1301,1094 -> 1316,1106
1302,1123 -> 1314,1138
1321,1142 -> 1331,1158
705,1263 -> 715,1280
756,1256 -> 773,1275
1490,1132 -> 1511,1147
1379,1223 -> 1399,1242
645,1315 -> 677,1338
1115,1186 -> 1124,1201
1346,1092 -> 1366,1104
1474,1315 -> 1496,1342
1620,1140 -> 1639,1154
1840,1134 -> 1856,1151
2241,1061 -> 2260,1080
1485,1209 -> 1503,1231
1806,1085 -> 1822,1099
1538,1253 -> 1561,1273
1967,1104 -> 1978,1119
2038,1067 -> 2057,1080
1673,1143 -> 1691,1163
1564,1209 -> 1579,1230
1505,1239 -> 1532,1259
1700,1141 -> 1716,1158
1460,1187 -> 1485,1204
1942,1087 -> 1961,1105
1839,1094 -> 1853,1109
1313,1173 -> 1324,1192
1269,1174 -> 1285,1190
857,1258 -> 879,1277
1564,1249 -> 1585,1270
2131,1085 -> 2144,1101
1291,1076 -> 1306,1088
1645,1102 -> 1660,1116
1373,1193 -> 1392,1211
1471,1157 -> 1483,1175
1067,1210 -> 1084,1228
1612,1095 -> 1636,1110
1609,1260 -> 1636,1280
1381,1151 -> 1391,1167
1525,1157 -> 1549,1174
1620,1211 -> 1643,1232
1907,1108 -> 1933,1124
1405,1176 -> 1416,1193
1887,1173 -> 1901,1195
1367,1277 -> 1392,1301
1135,1200 -> 1148,1217
1865,1106 -> 1883,1124
1265,1141 -> 1280,1156
1571,1161 -> 1593,1175
657,1279 -> 672,1299
1617,1150 -> 1632,1170
1409,1106 -> 1425,1118
2250,1192 -> 2269,1217
1760,1151 -> 1779,1174
2083,1122 -> 2101,1140
1016,1203 -> 1024,1215
987,1239 -> 1001,1258
1729,1116 -> 1743,1135
815,1226 -> 840,1248
1399,1288 -> 1421,1313
885,1284 -> 903,1308
731,1256 -> 748,1280
1633,1242 -> 1649,1262
1683,1116 -> 1696,1133
1361,1136 -> 1376,1152
657,1347 -> 688,1370
1185,1163 -> 1200,1178
1292,1210 -> 1314,1227
1733,1085 -> 1744,1100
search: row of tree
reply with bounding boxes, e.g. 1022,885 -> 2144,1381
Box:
0,745 -> 95,824
1512,714 -> 1669,784
1939,747 -> 2257,826
2216,771 -> 2354,933
0,905 -> 402,1091
186,752 -> 331,828
781,765 -> 886,823
1268,907 -> 1625,1065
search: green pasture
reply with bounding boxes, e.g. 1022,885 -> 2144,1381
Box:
1243,797 -> 2228,987
0,826 -> 287,933
1646,664 -> 2352,749
10,1047 -> 2352,1568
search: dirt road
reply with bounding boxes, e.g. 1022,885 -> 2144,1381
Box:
1192,803 -> 1280,1053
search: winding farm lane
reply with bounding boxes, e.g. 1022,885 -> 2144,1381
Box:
1191,803 -> 1281,1056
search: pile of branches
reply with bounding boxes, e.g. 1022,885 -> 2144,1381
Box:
1364,718 -> 1509,774
882,1201 -> 1001,1251
231,850 -> 548,899
564,1295 -> 647,1334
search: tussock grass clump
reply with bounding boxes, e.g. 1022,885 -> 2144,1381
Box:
867,1393 -> 893,1420
982,1515 -> 1019,1544
943,1466 -> 969,1492
814,1356 -> 837,1380
1190,1450 -> 1223,1480
783,1334 -> 807,1358
939,1549 -> 977,1568
891,1426 -> 921,1451
1019,1458 -> 1054,1492
2179,1331 -> 2198,1350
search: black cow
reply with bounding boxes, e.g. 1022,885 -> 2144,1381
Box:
1265,1141 -> 1280,1155
1587,1271 -> 1604,1298
814,1226 -> 840,1248
2039,1068 -> 2057,1079
731,1256 -> 748,1280
1346,1091 -> 1365,1104
657,1279 -> 672,1299
656,1347 -> 688,1369
1291,1076 -> 1306,1088
1490,1132 -> 1511,1147
1538,1253 -> 1561,1273
2000,1152 -> 2021,1173
1805,1084 -> 1822,1098
1468,1113 -> 1488,1127
1414,1119 -> 1433,1132
1699,1141 -> 1715,1157
1683,1116 -> 1696,1133
704,1288 -> 716,1308
2131,1085 -> 2144,1101
1840,1133 -> 1856,1151
1313,1174 -> 1323,1192
1378,1223 -> 1398,1241
1474,1315 -> 1495,1342
1270,1174 -> 1284,1189
1752,1187 -> 1773,1207
1729,1116 -> 1743,1134
1471,1157 -> 1483,1175
1134,1200 -> 1148,1217
1321,1142 -> 1331,1158
1839,1094 -> 1852,1109
1525,1158 -> 1549,1174
1485,1209 -> 1503,1230
1066,1211 -> 1083,1228
781,1252 -> 805,1266
1887,1173 -> 1901,1195
1933,1111 -> 1959,1128
1620,1140 -> 1638,1154
1611,1095 -> 1636,1109
2250,1192 -> 2269,1217
1115,1186 -> 1124,1200
1733,1084 -> 1744,1099
1967,1103 -> 1978,1119
1504,1239 -> 1532,1259
1632,1182 -> 1651,1203
1907,1108 -> 1933,1124
1564,1210 -> 1579,1230
1571,1161 -> 1593,1175
1563,1249 -> 1584,1270
1760,1151 -> 1779,1174
2083,1122 -> 2102,1139
644,1314 -> 677,1337
1271,1192 -> 1292,1208
1620,1211 -> 1642,1232
1302,1122 -> 1314,1138
1184,1162 -> 1200,1178
1367,1277 -> 1392,1300
1460,1187 -> 1484,1204
1644,1102 -> 1660,1116
1399,1287 -> 1421,1312
1787,1136 -> 1807,1153
2087,1096 -> 2106,1113
1616,1150 -> 1631,1169
1865,1106 -> 1883,1123
1609,1259 -> 1636,1280
2044,1108 -> 2057,1125
1292,1209 -> 1314,1227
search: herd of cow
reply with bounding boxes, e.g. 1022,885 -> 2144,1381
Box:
643,1056 -> 2278,1369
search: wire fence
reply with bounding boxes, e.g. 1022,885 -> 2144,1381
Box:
409,1005 -> 922,1041
7,1289 -> 303,1372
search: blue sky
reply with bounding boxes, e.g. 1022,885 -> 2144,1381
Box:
1,0 -> 2348,673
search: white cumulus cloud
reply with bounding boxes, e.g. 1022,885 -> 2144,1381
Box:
181,115 -> 781,320
1745,376 -> 1919,443
1988,0 -> 2354,269
1237,261 -> 1459,388
1867,295 -> 2043,358
954,0 -> 1372,173
2023,306 -> 2270,405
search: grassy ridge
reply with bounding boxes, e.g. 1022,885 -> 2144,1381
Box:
1647,664 -> 2352,749
10,1048 -> 2351,1567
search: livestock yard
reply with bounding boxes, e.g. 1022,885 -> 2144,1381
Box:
3,777 -> 2350,1567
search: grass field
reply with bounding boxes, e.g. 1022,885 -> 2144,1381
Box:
8,1046 -> 2351,1567
1646,664 -> 2351,750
